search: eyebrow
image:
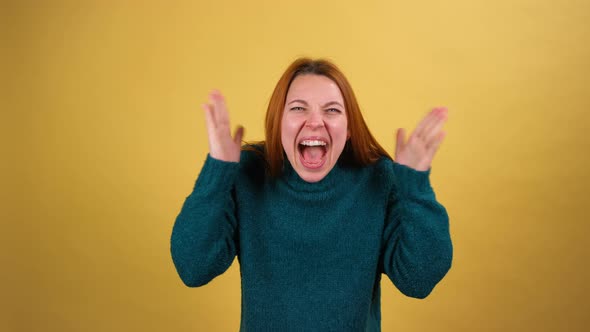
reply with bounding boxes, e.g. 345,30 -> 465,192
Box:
287,99 -> 344,108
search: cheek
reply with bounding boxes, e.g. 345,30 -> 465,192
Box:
281,117 -> 299,139
332,119 -> 349,141
280,117 -> 297,151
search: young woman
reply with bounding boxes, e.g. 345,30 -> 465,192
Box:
171,58 -> 453,331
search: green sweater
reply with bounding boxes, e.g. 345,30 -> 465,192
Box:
170,147 -> 452,331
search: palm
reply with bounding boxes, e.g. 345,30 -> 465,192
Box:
395,107 -> 448,171
202,90 -> 244,162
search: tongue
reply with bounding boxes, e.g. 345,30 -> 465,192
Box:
302,146 -> 325,162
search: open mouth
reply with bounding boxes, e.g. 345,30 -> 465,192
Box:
298,139 -> 328,169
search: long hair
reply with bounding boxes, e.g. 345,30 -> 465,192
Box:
247,57 -> 391,177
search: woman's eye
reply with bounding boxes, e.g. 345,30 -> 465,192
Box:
290,106 -> 305,111
327,108 -> 342,113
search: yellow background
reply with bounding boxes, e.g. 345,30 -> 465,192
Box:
4,0 -> 589,331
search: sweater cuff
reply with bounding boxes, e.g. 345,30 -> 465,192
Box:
193,154 -> 241,194
391,161 -> 434,198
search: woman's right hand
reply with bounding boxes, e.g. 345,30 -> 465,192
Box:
202,90 -> 244,162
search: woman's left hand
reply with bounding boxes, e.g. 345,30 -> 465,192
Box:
394,107 -> 448,171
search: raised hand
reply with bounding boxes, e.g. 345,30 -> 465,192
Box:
395,107 -> 448,171
202,90 -> 244,162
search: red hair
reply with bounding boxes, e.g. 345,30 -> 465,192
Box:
247,57 -> 391,177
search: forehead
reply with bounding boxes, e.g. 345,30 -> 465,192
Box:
286,74 -> 344,103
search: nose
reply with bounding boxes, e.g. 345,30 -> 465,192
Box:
305,109 -> 324,129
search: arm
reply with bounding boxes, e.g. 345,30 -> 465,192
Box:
171,90 -> 244,287
170,155 -> 240,287
381,161 -> 453,299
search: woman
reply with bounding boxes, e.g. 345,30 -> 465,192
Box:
171,58 -> 453,331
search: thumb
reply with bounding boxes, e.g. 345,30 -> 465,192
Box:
233,126 -> 245,145
395,128 -> 405,157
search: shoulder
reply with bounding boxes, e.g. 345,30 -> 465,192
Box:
343,156 -> 396,193
363,157 -> 431,195
377,158 -> 434,198
338,156 -> 396,202
238,143 -> 268,182
371,157 -> 432,180
369,156 -> 396,181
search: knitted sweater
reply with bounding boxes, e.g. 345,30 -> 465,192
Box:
170,148 -> 453,331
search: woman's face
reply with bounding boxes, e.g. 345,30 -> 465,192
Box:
281,74 -> 349,183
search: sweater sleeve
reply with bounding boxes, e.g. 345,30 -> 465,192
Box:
381,161 -> 453,299
170,154 -> 241,287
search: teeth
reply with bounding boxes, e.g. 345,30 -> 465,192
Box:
300,140 -> 327,147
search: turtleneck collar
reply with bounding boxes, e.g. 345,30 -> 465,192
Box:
279,158 -> 347,194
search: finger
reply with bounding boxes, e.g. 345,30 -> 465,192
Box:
422,107 -> 447,137
424,108 -> 448,143
233,126 -> 244,145
420,107 -> 446,136
427,130 -> 446,155
395,128 -> 405,157
202,103 -> 216,130
210,90 -> 230,126
413,109 -> 439,139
